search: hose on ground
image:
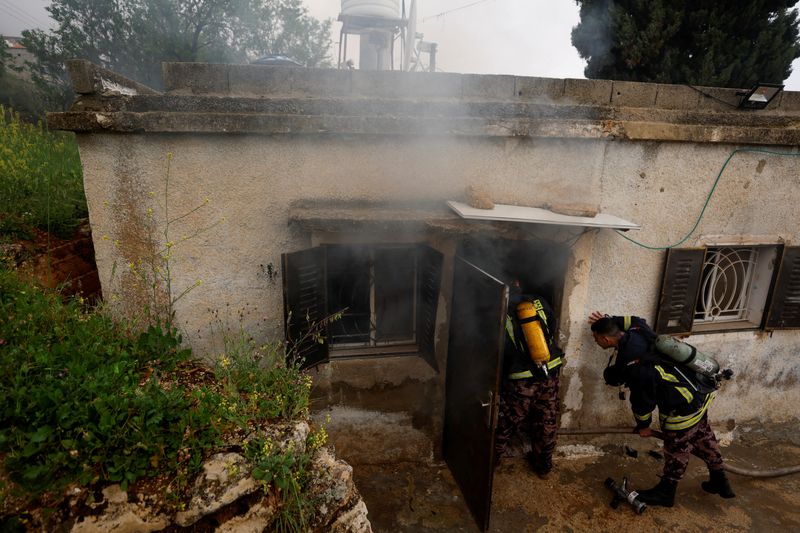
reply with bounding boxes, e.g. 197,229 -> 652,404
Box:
559,427 -> 800,478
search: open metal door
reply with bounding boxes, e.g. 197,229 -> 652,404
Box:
443,257 -> 508,532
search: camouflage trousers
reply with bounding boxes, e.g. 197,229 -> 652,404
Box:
494,373 -> 561,463
662,415 -> 724,483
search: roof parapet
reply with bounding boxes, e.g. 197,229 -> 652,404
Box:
66,59 -> 161,97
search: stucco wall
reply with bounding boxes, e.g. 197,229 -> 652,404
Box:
61,62 -> 800,434
568,142 -> 800,428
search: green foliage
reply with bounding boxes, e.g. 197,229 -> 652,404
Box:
0,268 -> 199,493
244,426 -> 328,533
0,267 -> 314,508
213,326 -> 313,422
0,75 -> 47,122
213,322 -> 326,532
0,35 -> 10,77
571,0 -> 800,88
0,106 -> 86,239
22,0 -> 333,108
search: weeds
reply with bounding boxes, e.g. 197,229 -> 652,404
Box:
0,266 -> 315,516
0,105 -> 85,239
244,422 -> 329,533
0,266 -> 207,493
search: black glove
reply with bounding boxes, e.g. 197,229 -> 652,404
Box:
603,364 -> 625,387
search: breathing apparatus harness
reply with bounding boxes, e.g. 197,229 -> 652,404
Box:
603,316 -> 730,403
505,294 -> 562,379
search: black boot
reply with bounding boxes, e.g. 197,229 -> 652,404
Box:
636,477 -> 677,507
702,469 -> 735,498
525,452 -> 552,479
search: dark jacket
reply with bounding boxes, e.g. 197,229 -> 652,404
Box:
503,292 -> 564,380
609,316 -> 714,432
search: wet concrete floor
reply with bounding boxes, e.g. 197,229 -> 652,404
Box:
346,425 -> 800,532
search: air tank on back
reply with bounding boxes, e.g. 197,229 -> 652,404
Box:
654,335 -> 720,377
341,0 -> 401,19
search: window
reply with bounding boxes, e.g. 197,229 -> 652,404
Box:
282,244 -> 443,368
655,245 -> 800,334
326,245 -> 418,349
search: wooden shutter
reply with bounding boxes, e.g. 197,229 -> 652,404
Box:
282,247 -> 328,369
655,248 -> 705,335
417,245 -> 444,370
765,246 -> 800,329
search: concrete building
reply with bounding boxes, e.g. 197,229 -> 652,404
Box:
2,37 -> 34,80
49,60 -> 800,529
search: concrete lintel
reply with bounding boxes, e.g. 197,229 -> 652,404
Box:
66,59 -> 160,96
515,76 -> 566,101
461,74 -> 516,100
163,62 -> 230,95
227,65 -> 353,97
46,110 -> 800,145
350,69 -> 464,99
611,80 -> 659,107
564,78 -> 613,105
654,84 -> 701,110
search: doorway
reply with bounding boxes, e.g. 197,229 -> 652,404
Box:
443,237 -> 570,531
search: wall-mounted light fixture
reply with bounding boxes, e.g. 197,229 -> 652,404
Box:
738,83 -> 784,109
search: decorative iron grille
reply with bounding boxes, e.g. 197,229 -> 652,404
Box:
695,247 -> 759,323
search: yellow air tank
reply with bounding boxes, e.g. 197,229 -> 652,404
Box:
516,301 -> 551,365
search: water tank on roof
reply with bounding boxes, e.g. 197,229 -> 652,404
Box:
341,0 -> 400,19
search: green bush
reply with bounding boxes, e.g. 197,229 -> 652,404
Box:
0,267 -> 313,507
0,105 -> 86,239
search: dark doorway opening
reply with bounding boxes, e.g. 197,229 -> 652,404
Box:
444,236 -> 570,531
458,236 -> 571,314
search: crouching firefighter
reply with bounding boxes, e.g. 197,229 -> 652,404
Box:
494,281 -> 564,478
589,312 -> 735,507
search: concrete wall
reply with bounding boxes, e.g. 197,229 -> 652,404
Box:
54,62 -> 800,442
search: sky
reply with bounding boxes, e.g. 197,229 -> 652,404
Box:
3,0 -> 800,90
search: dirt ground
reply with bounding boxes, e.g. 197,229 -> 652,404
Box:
348,423 -> 800,532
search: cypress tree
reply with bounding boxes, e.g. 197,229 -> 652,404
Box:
571,0 -> 800,88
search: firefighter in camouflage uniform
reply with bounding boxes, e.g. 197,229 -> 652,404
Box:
590,312 -> 735,507
494,283 -> 564,478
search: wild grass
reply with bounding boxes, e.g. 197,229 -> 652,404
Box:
0,105 -> 86,239
0,266 -> 317,528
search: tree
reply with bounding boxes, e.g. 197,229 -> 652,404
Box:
0,36 -> 10,77
21,0 -> 332,110
571,0 -> 800,88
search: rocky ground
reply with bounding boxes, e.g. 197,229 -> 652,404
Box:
3,420 -> 373,532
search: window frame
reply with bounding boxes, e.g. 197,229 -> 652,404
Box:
326,243 -> 419,353
655,243 -> 800,335
282,243 -> 443,369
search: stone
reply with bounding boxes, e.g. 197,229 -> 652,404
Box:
174,452 -> 259,526
328,500 -> 373,533
71,486 -> 169,533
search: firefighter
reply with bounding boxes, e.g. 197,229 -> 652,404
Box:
494,281 -> 564,478
589,311 -> 735,507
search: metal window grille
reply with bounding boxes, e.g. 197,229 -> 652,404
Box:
694,247 -> 759,323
